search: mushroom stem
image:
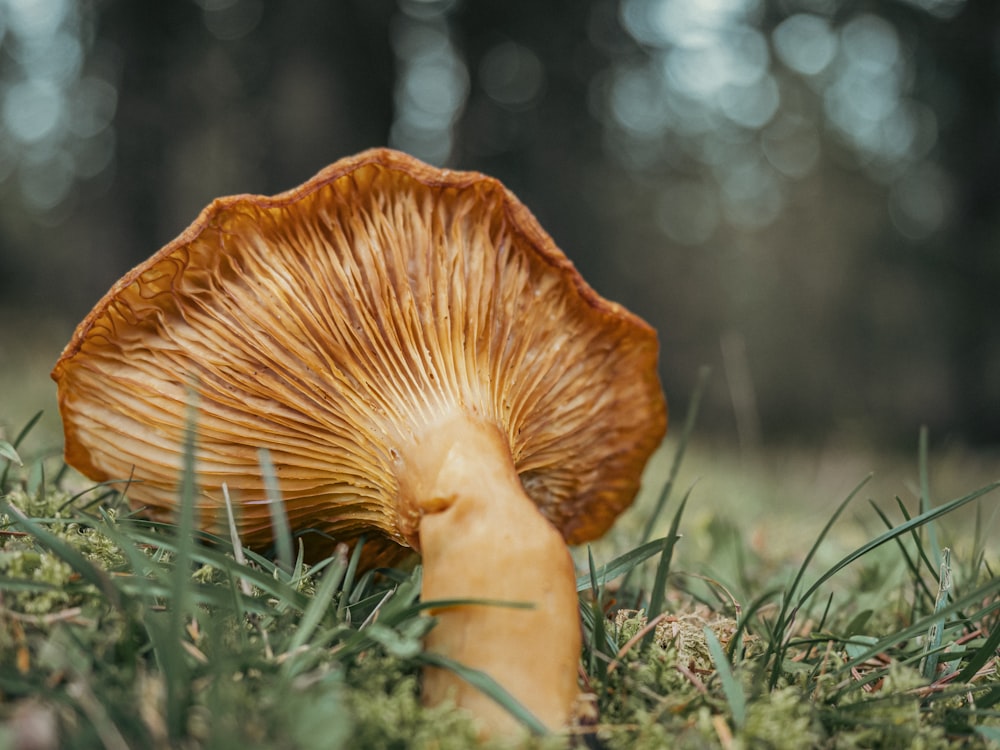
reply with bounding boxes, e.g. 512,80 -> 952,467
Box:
400,413 -> 581,737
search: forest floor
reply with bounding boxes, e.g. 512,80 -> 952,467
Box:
1,323 -> 998,749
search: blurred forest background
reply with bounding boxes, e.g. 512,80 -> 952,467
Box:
1,0 -> 999,455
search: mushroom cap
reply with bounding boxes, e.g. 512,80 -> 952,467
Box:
52,148 -> 667,563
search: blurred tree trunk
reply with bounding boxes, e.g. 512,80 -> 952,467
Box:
99,0 -> 395,258
100,2 -> 202,252
930,0 -> 1000,442
452,0 -> 619,298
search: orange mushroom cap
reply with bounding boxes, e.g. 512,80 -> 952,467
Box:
52,148 -> 667,564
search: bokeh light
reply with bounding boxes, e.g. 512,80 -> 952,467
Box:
889,161 -> 953,240
388,0 -> 468,165
0,0 -> 118,215
195,0 -> 264,41
479,41 -> 545,111
599,0 -> 948,242
0,0 -> 996,446
772,14 -> 837,76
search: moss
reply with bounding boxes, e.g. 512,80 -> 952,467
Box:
340,652 -> 572,749
740,686 -> 825,749
4,468 -> 998,750
0,489 -> 130,616
602,608 -> 757,717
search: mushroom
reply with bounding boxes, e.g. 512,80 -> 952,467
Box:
51,148 -> 667,737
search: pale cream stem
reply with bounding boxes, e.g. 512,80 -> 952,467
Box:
398,413 -> 581,737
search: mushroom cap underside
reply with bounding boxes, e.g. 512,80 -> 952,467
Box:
52,148 -> 667,562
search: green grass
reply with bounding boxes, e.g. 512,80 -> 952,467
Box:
1,403 -> 999,749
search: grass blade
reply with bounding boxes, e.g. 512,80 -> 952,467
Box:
0,410 -> 42,489
416,652 -> 549,736
337,536 -> 366,622
643,486 -> 692,651
827,574 -> 1000,693
285,544 -> 349,658
575,536 -> 676,592
0,439 -> 23,467
640,365 -> 709,546
796,481 -> 999,609
10,410 -> 43,449
764,474 -> 871,687
159,396 -> 200,741
955,614 -> 1000,683
976,727 -> 1000,744
259,447 -> 293,577
2,501 -> 120,608
728,586 -> 783,662
58,476 -> 141,513
0,577 -> 71,594
116,521 -> 311,611
586,546 -> 611,679
398,597 -> 535,617
921,547 -> 952,680
705,626 -> 746,729
894,496 -> 942,586
918,426 -> 942,570
869,498 -> 936,608
221,482 -> 254,599
789,475 -> 872,608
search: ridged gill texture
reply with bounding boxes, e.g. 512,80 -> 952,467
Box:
52,148 -> 667,563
